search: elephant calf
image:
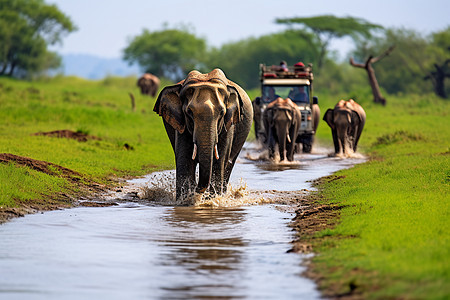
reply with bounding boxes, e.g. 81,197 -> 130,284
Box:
154,69 -> 253,202
263,97 -> 301,161
323,99 -> 366,155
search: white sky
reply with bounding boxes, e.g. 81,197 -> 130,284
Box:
48,0 -> 449,59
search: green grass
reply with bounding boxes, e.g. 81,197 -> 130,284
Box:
309,93 -> 450,299
0,162 -> 68,207
0,75 -> 175,208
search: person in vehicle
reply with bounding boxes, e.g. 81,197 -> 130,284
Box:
279,60 -> 288,72
263,86 -> 280,103
288,86 -> 308,103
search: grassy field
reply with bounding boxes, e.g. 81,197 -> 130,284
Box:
0,76 -> 449,299
0,75 -> 175,211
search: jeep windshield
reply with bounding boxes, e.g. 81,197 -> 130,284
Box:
261,85 -> 309,104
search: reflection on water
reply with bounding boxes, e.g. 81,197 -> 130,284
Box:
0,204 -> 319,299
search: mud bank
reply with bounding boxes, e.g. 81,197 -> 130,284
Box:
0,153 -> 114,224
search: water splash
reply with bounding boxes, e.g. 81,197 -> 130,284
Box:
333,149 -> 365,159
138,173 -> 288,208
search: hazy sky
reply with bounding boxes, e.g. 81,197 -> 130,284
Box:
48,0 -> 449,59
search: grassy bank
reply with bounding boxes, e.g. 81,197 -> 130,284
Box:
302,94 -> 450,299
0,76 -> 175,216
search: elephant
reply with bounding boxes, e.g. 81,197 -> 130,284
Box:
263,97 -> 301,161
137,73 -> 160,97
323,99 -> 366,155
153,69 -> 253,201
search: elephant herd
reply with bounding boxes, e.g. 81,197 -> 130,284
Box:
151,69 -> 366,202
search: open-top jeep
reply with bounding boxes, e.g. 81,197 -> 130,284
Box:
253,62 -> 319,153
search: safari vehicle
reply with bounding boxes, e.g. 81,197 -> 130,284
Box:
253,62 -> 319,153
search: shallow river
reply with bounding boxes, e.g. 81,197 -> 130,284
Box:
0,143 -> 364,299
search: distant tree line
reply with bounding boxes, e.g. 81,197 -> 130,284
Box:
1,0 -> 448,99
124,18 -> 449,99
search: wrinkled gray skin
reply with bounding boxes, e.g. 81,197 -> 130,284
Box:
323,100 -> 366,155
137,73 -> 160,97
154,69 -> 253,201
263,98 -> 301,161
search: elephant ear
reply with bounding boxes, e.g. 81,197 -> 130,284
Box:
351,110 -> 362,125
153,84 -> 185,134
224,85 -> 243,131
291,107 -> 299,126
323,109 -> 335,130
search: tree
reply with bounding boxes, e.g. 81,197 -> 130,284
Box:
275,15 -> 383,69
424,27 -> 450,98
0,0 -> 75,77
123,26 -> 207,81
350,45 -> 395,105
351,28 -> 449,97
206,30 -> 320,89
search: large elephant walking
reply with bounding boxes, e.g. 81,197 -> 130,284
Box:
137,73 -> 160,97
323,99 -> 366,155
154,69 -> 253,201
263,97 -> 301,161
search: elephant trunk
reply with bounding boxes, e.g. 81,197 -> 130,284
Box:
193,124 -> 218,194
276,120 -> 289,162
336,123 -> 349,154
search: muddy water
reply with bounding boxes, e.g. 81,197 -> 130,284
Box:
0,143 -> 365,299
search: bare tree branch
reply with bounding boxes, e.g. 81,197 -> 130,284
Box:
370,45 -> 396,64
349,57 -> 366,68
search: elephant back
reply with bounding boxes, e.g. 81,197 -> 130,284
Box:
347,99 -> 366,122
267,97 -> 297,110
335,99 -> 366,122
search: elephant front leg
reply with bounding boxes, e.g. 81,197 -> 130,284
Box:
210,160 -> 225,195
286,126 -> 297,161
331,129 -> 340,154
174,133 -> 197,202
268,128 -> 277,159
210,131 -> 232,195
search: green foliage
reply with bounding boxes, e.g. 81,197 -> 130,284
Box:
350,27 -> 450,96
276,15 -> 383,69
312,94 -> 450,299
123,26 -> 207,81
207,30 -> 319,89
276,15 -> 383,39
0,0 -> 75,77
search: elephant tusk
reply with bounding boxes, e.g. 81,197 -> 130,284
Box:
192,144 -> 197,160
287,135 -> 291,143
214,145 -> 220,160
